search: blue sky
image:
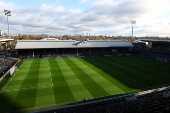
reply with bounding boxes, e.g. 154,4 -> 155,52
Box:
0,0 -> 170,36
1,0 -> 92,10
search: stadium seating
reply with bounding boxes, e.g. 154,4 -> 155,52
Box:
41,87 -> 170,113
0,57 -> 17,78
132,48 -> 170,62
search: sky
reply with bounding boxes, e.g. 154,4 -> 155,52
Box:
0,0 -> 170,37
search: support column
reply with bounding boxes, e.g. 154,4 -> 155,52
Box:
33,49 -> 34,57
44,49 -> 46,54
29,50 -> 31,56
6,42 -> 7,54
56,48 -> 58,55
16,50 -> 18,56
10,41 -> 11,55
77,48 -> 78,55
90,48 -> 91,55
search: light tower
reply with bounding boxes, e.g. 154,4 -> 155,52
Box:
131,20 -> 136,43
4,9 -> 11,54
4,9 -> 11,39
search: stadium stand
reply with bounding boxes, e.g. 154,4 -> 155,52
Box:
15,40 -> 132,58
132,48 -> 170,63
0,57 -> 17,78
132,39 -> 170,62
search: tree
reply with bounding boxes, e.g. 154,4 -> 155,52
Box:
22,34 -> 30,40
0,44 -> 5,51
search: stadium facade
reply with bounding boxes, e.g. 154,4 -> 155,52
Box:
15,40 -> 133,57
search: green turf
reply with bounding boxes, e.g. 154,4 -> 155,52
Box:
0,56 -> 170,112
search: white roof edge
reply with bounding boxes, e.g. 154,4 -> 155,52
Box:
17,40 -> 128,42
87,40 -> 127,42
138,39 -> 170,42
0,39 -> 14,42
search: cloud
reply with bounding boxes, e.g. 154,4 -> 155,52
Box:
40,4 -> 52,12
0,0 -> 170,36
56,0 -> 60,4
80,0 -> 91,4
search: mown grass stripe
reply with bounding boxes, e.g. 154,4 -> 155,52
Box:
48,59 -> 75,104
66,58 -> 109,98
95,57 -> 148,87
59,58 -> 93,101
103,56 -> 169,86
72,58 -> 125,95
81,57 -> 141,92
14,60 -> 40,109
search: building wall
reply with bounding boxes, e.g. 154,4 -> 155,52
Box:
0,30 -> 2,36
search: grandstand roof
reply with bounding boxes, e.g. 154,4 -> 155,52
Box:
0,38 -> 14,42
138,39 -> 170,42
15,40 -> 133,49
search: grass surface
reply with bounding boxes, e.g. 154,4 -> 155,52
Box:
0,56 -> 170,112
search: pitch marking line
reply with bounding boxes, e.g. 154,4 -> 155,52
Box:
4,90 -> 10,92
39,86 -> 47,87
0,75 -> 14,93
13,89 -> 20,91
25,66 -> 30,78
51,68 -> 58,75
0,60 -> 27,94
3,85 -> 53,92
48,61 -> 53,86
21,88 -> 28,90
14,60 -> 25,75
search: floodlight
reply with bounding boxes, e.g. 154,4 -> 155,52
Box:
130,20 -> 136,43
5,11 -> 11,16
4,9 -> 11,39
4,9 -> 8,12
131,20 -> 136,24
4,9 -> 12,55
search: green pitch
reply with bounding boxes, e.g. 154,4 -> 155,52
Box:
0,56 -> 170,112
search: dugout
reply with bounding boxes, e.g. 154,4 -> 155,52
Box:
15,40 -> 133,58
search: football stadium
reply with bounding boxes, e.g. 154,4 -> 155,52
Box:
0,39 -> 170,113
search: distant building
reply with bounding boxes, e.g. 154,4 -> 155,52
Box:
41,38 -> 58,40
41,34 -> 48,36
0,30 -> 2,36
